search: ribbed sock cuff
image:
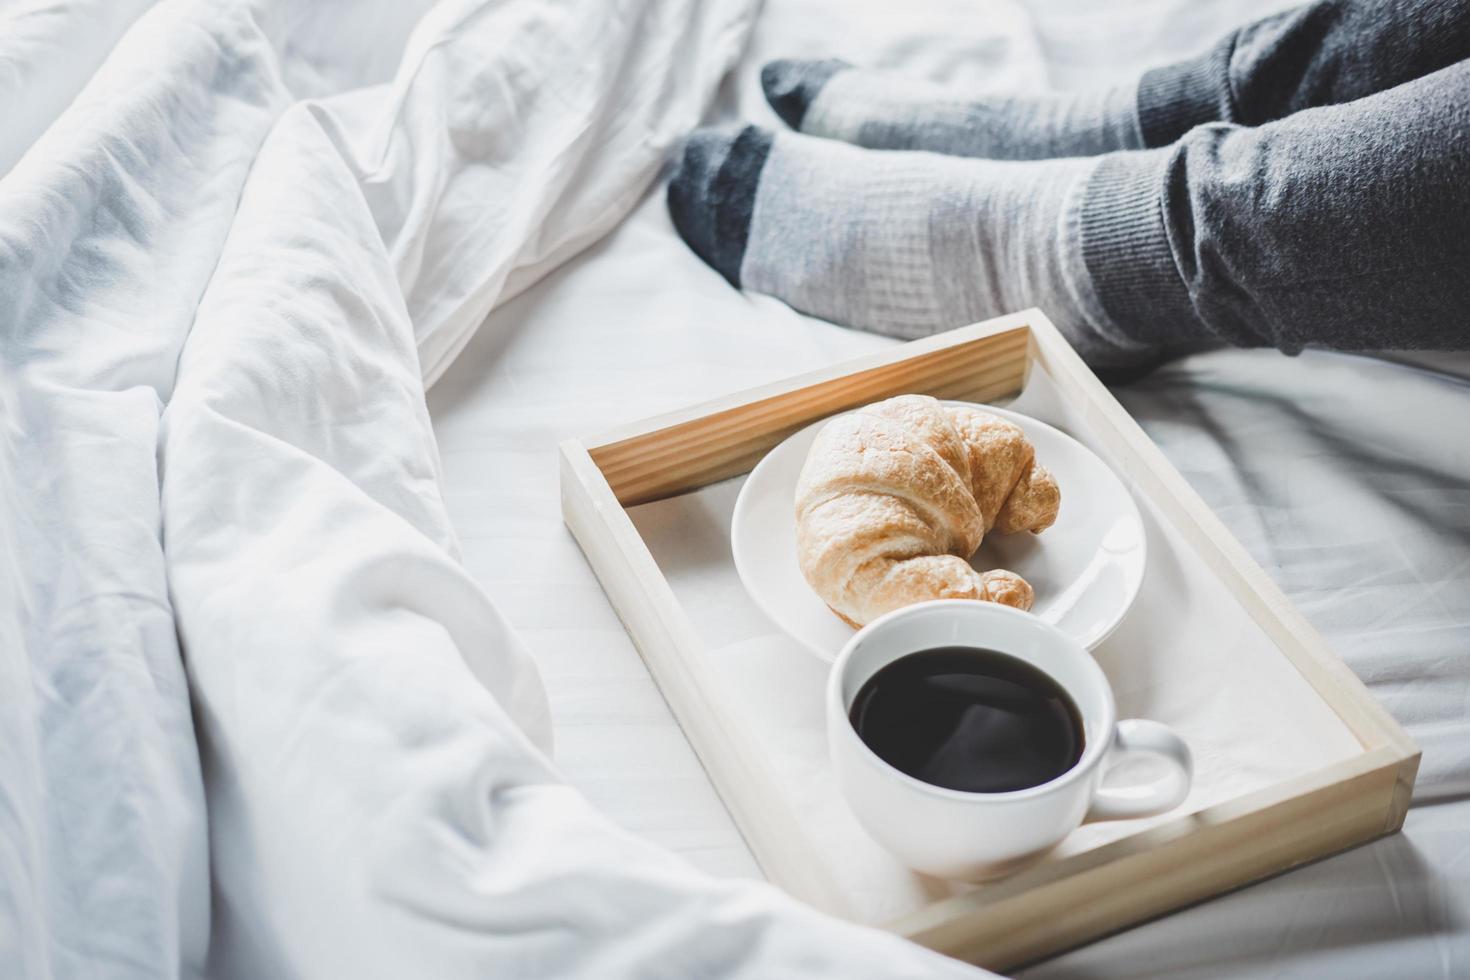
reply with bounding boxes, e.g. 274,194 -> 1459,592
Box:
1079,150 -> 1199,347
1135,37 -> 1235,146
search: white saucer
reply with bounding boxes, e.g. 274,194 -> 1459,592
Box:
730,401 -> 1146,661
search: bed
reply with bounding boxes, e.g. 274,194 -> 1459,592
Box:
428,0 -> 1470,975
3,0 -> 1465,976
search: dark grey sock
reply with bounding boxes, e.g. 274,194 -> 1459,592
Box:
761,58 -> 1144,160
666,126 -> 773,287
761,59 -> 849,131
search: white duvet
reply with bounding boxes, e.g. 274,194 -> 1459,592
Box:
0,1 -> 988,977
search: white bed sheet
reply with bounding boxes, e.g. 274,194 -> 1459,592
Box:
427,0 -> 1470,975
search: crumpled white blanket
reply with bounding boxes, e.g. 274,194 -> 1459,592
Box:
0,1 -> 989,977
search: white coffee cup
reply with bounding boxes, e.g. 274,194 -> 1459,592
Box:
827,600 -> 1193,880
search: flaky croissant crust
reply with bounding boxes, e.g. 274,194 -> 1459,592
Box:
794,395 -> 1060,628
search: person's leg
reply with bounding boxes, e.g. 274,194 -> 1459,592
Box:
762,0 -> 1470,159
669,60 -> 1470,366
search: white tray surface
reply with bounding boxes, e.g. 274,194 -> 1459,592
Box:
628,362 -> 1363,925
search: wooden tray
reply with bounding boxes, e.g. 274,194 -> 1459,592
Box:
558,310 -> 1419,971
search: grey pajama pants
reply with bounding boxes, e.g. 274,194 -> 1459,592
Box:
1086,0 -> 1470,353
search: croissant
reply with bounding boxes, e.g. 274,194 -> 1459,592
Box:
794,394 -> 1060,628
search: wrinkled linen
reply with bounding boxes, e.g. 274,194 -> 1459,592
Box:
0,0 -> 992,977
423,0 -> 1470,977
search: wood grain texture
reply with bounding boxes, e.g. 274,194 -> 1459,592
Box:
587,320 -> 1031,505
559,308 -> 1420,969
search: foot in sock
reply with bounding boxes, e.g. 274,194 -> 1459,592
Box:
761,59 -> 1143,160
666,125 -> 1160,369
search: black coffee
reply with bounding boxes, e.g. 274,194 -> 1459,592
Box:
849,646 -> 1084,793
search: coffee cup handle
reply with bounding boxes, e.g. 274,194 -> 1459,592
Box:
1085,719 -> 1194,822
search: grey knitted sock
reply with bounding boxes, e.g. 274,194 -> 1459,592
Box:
763,59 -> 1144,160
667,125 -> 1158,370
